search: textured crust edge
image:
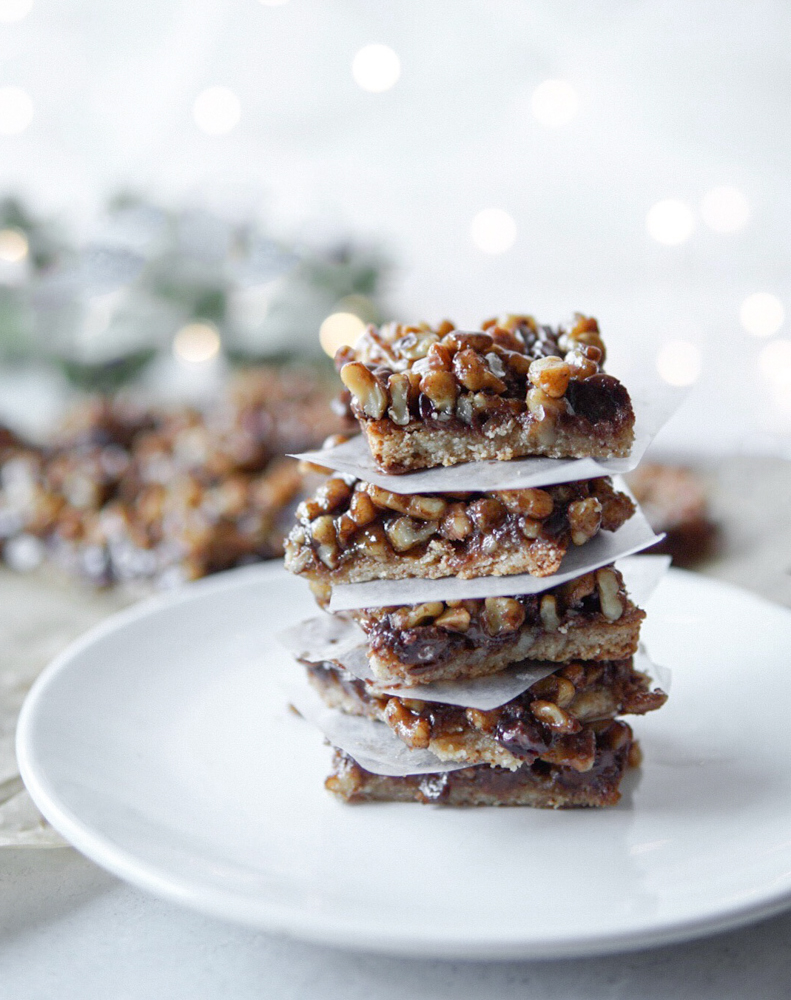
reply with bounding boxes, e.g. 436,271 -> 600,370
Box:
285,532 -> 567,584
359,411 -> 635,473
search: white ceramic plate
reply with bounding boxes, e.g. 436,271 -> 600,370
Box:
16,563 -> 791,959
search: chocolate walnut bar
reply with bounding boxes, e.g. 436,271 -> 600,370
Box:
346,566 -> 644,684
284,476 -> 634,586
307,656 -> 666,772
326,722 -> 638,807
0,367 -> 340,586
336,314 -> 634,473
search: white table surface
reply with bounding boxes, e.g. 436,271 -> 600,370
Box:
2,847 -> 791,1000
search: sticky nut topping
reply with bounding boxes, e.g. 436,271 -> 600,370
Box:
440,502 -> 473,541
433,606 -> 471,632
528,357 -> 572,398
530,699 -> 581,734
390,601 -> 445,630
376,658 -> 649,772
337,314 -> 608,427
383,698 -> 431,749
364,565 -> 630,636
568,497 -> 603,546
482,597 -> 526,636
339,362 -> 388,420
348,489 -> 377,526
539,593 -> 561,631
494,488 -> 553,519
596,566 -> 624,621
386,373 -> 415,426
419,369 -> 458,416
289,476 -> 630,567
385,516 -> 437,553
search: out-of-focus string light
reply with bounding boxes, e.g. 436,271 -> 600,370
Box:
193,87 -> 241,135
758,339 -> 791,391
740,292 -> 784,338
701,186 -> 750,233
0,0 -> 34,23
0,87 -> 33,135
470,208 -> 517,255
646,199 -> 695,245
3,534 -> 43,573
0,227 -> 28,262
319,312 -> 366,357
173,322 -> 221,363
352,44 -> 400,93
655,339 -> 702,386
530,79 -> 578,128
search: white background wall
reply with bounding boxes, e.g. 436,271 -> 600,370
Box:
0,0 -> 789,453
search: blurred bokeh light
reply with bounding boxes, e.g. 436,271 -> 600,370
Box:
655,339 -> 702,387
470,209 -> 517,255
352,44 -> 400,93
0,0 -> 33,23
740,293 -> 785,338
0,87 -> 33,135
701,186 -> 750,233
0,227 -> 28,262
193,87 -> 241,135
530,79 -> 579,128
645,199 -> 695,246
319,311 -> 366,357
173,321 -> 221,363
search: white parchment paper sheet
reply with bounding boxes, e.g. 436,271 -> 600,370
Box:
287,680 -> 469,776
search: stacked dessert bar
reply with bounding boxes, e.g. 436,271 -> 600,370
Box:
284,314 -> 668,807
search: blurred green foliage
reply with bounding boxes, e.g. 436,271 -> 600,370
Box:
0,194 -> 390,389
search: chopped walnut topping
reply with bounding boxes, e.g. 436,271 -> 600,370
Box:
285,475 -> 634,584
483,597 -> 526,636
568,497 -> 603,546
539,593 -> 561,631
596,567 -> 625,622
334,316 -> 633,468
339,362 -> 388,419
348,564 -> 637,652
528,357 -> 572,398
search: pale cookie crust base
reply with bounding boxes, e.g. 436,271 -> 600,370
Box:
325,745 -> 633,808
285,532 -> 567,584
359,413 -> 635,473
366,604 -> 645,685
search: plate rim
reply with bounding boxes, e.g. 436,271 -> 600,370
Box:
16,563 -> 791,960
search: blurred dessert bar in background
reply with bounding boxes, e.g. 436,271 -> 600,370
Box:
626,463 -> 718,567
0,366 -> 340,587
